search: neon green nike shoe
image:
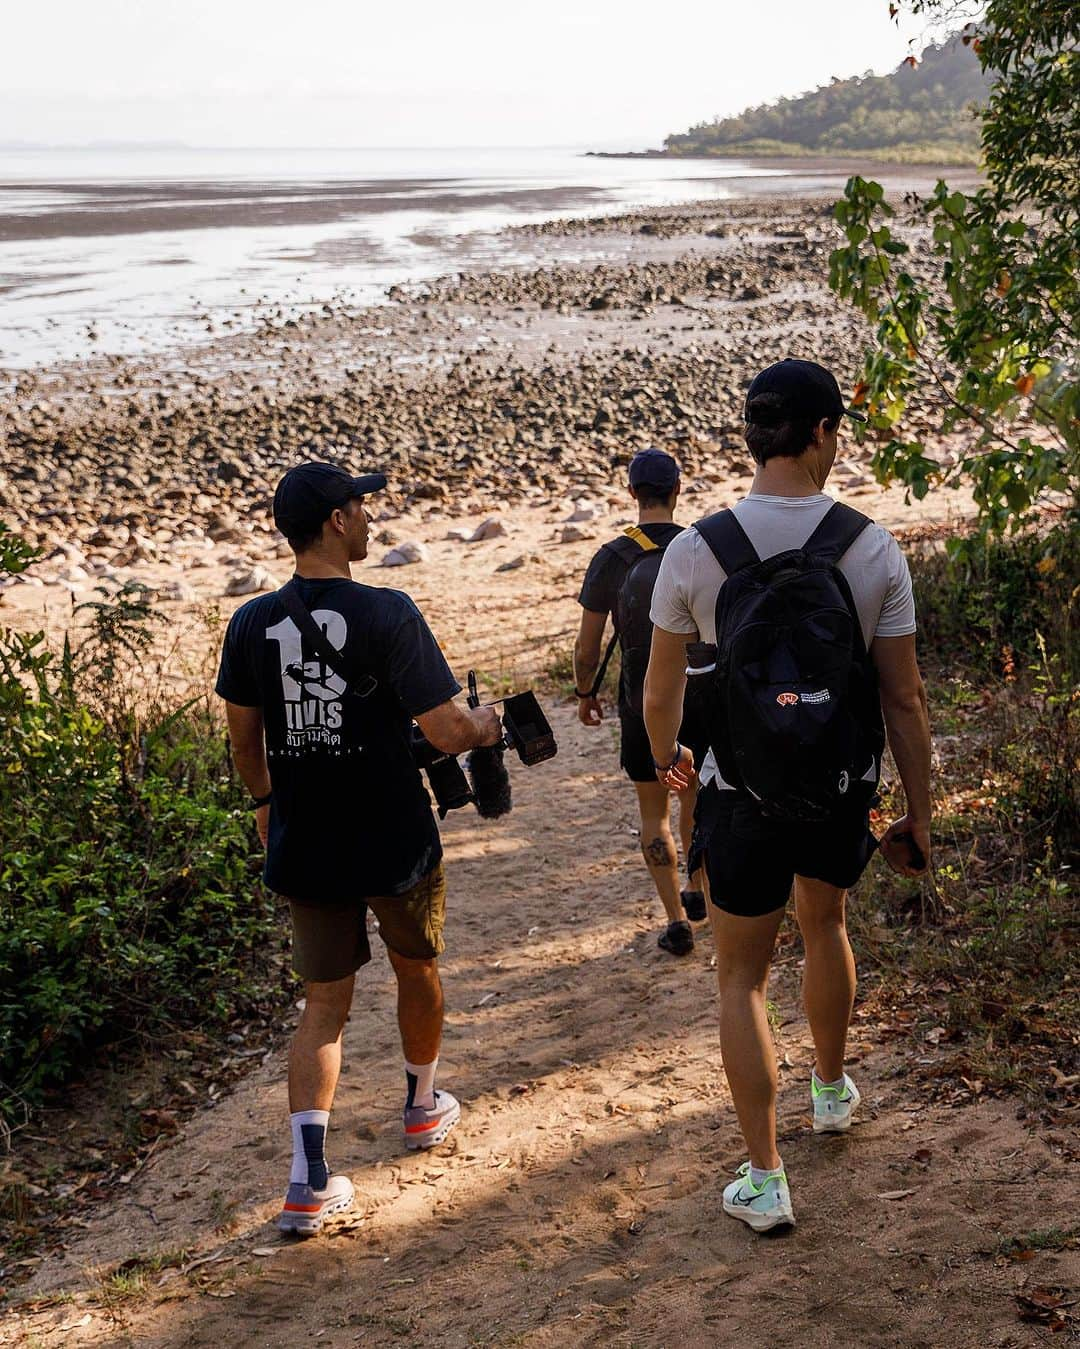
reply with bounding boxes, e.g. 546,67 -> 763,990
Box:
722,1162 -> 795,1232
811,1070 -> 861,1133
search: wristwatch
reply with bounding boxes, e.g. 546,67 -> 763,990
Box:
250,791 -> 272,809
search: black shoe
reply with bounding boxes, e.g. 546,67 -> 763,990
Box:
681,888 -> 706,922
658,920 -> 694,956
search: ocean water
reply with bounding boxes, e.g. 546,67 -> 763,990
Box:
0,145 -> 792,371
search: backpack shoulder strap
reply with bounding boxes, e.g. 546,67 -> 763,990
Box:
693,509 -> 759,575
622,524 -> 661,552
600,534 -> 643,565
278,580 -> 377,697
804,502 -> 872,565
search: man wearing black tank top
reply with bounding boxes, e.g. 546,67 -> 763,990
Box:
572,449 -> 708,957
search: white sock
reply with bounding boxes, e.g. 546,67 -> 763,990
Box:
750,1159 -> 785,1186
813,1068 -> 845,1090
290,1108 -> 330,1187
405,1058 -> 438,1111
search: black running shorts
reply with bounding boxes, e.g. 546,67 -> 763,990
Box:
692,782 -> 878,917
619,705 -> 709,784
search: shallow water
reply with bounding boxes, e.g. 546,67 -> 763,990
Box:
0,145 -> 793,370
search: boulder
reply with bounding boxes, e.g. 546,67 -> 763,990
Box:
469,517 -> 507,542
224,566 -> 278,597
156,580 -> 197,602
495,553 -> 533,573
381,541 -> 430,567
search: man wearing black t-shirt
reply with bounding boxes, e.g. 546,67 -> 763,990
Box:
216,462 -> 500,1235
572,449 -> 707,957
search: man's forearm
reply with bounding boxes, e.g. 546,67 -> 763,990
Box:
419,702 -> 500,755
232,744 -> 271,799
573,640 -> 600,695
644,682 -> 683,766
882,688 -> 932,824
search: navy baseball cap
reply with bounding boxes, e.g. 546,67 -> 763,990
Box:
628,448 -> 680,492
272,462 -> 387,538
744,359 -> 867,426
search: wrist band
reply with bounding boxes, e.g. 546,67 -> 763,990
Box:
574,688 -> 594,699
653,742 -> 682,773
250,791 -> 272,809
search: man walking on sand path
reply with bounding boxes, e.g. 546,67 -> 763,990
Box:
216,462 -> 500,1236
573,448 -> 708,957
644,360 -> 932,1232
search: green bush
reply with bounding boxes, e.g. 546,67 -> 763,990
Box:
0,528 -> 280,1120
912,521 -> 1079,682
911,524 -> 1079,854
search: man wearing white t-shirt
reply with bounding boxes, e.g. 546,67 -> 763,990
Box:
643,358 -> 932,1233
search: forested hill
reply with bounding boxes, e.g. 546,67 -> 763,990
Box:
663,37 -> 988,164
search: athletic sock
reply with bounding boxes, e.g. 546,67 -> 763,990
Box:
813,1068 -> 846,1091
405,1058 -> 438,1112
750,1160 -> 785,1187
290,1109 -> 330,1189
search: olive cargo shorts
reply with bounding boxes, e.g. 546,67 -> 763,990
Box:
287,863 -> 447,983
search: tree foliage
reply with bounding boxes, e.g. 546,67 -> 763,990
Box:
665,38 -> 987,163
829,0 -> 1079,535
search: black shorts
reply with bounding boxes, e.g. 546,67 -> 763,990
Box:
692,782 -> 878,918
619,705 -> 709,785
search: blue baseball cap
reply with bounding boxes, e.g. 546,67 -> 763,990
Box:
628,448 -> 680,492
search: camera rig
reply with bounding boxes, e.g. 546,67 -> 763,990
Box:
412,671 -> 557,818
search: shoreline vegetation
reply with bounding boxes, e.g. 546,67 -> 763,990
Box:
586,141 -> 980,166
590,36 -> 985,168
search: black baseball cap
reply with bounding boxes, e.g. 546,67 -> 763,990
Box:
272,462 -> 387,538
628,447 -> 680,491
744,359 -> 867,426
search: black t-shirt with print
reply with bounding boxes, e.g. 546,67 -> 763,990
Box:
578,522 -> 684,712
216,576 -> 461,904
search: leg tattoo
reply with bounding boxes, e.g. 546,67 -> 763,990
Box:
644,835 -> 676,869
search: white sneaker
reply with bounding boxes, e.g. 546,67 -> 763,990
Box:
811,1070 -> 861,1133
722,1162 -> 795,1232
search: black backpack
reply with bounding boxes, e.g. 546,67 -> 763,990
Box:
592,526 -> 671,715
694,502 -> 885,822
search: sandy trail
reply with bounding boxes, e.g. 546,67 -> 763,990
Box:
2,181 -> 1074,1346
10,691 -> 1076,1348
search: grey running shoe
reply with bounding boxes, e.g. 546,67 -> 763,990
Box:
658,919 -> 694,956
681,888 -> 707,921
403,1089 -> 461,1150
277,1173 -> 354,1236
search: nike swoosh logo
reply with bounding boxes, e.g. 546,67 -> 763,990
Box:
731,1186 -> 760,1206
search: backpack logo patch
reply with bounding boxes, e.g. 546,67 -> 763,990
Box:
776,692 -> 799,707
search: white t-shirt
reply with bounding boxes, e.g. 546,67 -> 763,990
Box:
649,493 -> 917,786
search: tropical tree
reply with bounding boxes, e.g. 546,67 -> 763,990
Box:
829,0 -> 1079,537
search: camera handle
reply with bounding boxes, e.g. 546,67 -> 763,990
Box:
467,670 -> 511,746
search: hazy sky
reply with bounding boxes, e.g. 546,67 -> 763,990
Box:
3,0 -> 950,149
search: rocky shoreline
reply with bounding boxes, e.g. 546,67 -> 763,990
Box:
0,191 -> 952,610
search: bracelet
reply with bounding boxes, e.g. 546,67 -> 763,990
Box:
653,742 -> 682,773
250,791 -> 272,809
574,688 -> 595,699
